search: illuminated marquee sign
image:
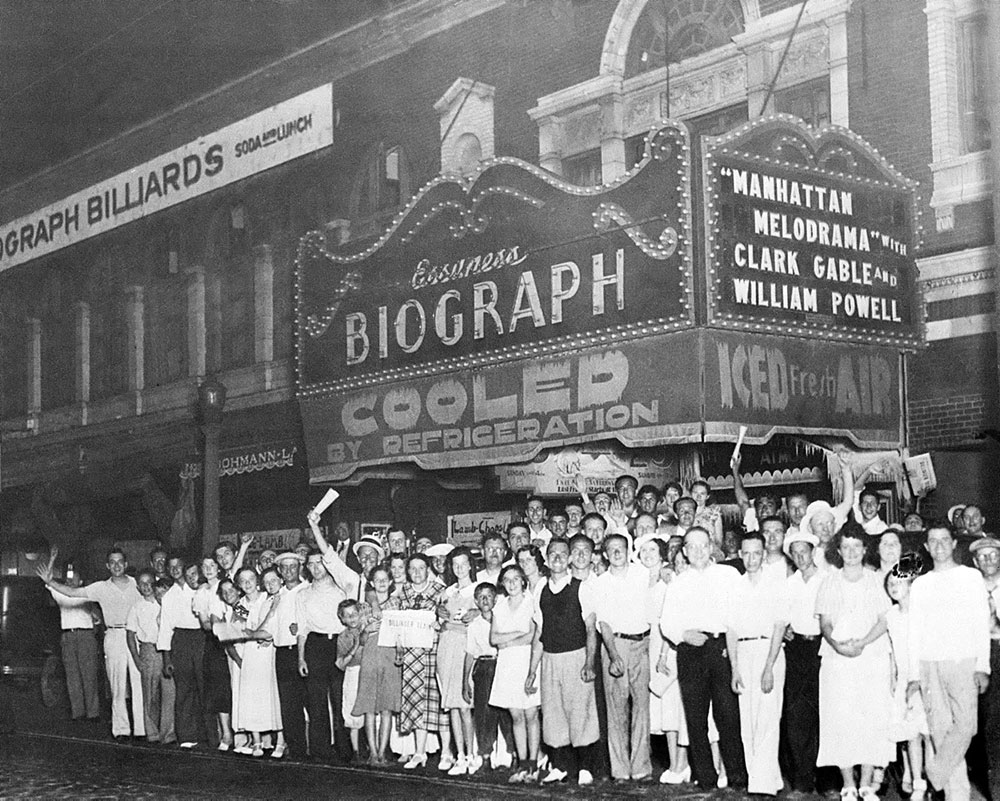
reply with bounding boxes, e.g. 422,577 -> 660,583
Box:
299,332 -> 702,482
703,329 -> 901,449
0,84 -> 334,273
296,123 -> 694,395
703,116 -> 923,349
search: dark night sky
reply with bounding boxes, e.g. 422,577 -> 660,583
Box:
0,0 -> 381,194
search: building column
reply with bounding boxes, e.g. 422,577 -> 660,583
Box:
827,11 -> 850,127
127,286 -> 144,414
187,271 -> 207,377
537,116 -> 564,175
27,317 -> 41,420
75,301 -> 90,424
600,92 -> 627,183
253,244 -> 275,388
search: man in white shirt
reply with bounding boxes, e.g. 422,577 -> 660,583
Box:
854,487 -> 889,536
39,547 -> 144,742
158,559 -> 206,748
972,537 -> 1000,801
43,548 -> 100,723
593,533 -> 652,782
728,533 -> 787,796
760,517 -> 793,584
301,510 -> 360,764
479,533 -> 505,585
126,570 -> 173,743
525,496 -> 553,549
779,529 -> 827,796
660,526 -> 747,792
908,524 -> 991,801
273,551 -> 308,758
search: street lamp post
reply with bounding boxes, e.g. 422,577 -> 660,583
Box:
198,376 -> 227,556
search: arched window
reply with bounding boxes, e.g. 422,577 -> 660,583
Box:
349,142 -> 412,239
454,133 -> 483,175
625,0 -> 745,77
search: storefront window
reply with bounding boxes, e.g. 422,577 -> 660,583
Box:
775,77 -> 831,129
625,0 -> 744,77
958,15 -> 989,153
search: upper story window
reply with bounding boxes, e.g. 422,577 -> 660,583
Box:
626,0 -> 744,77
350,142 -> 412,238
775,77 -> 831,129
958,15 -> 989,154
563,149 -> 603,186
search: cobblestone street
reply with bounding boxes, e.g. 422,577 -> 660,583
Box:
0,683 -> 713,800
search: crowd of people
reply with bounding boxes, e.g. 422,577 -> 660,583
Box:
32,456 -> 1000,801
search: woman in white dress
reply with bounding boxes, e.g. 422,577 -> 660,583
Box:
640,536 -> 691,783
489,565 -> 540,783
816,522 -> 894,801
234,567 -> 283,757
436,547 -> 479,775
217,578 -> 245,746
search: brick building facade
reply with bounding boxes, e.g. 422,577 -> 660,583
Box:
0,0 -> 994,569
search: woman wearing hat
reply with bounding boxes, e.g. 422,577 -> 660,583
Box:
815,521 -> 894,801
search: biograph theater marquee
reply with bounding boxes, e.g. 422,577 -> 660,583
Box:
295,117 -> 922,483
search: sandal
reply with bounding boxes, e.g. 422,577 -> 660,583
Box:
859,785 -> 879,800
841,789 -> 859,801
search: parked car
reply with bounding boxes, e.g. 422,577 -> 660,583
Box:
0,575 -> 61,683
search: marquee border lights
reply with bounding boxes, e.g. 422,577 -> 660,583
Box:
293,121 -> 696,399
701,113 -> 926,351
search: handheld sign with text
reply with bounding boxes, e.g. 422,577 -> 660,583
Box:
377,610 -> 436,649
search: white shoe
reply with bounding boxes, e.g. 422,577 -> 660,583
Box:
578,769 -> 594,786
179,741 -> 198,749
467,755 -> 483,775
233,744 -> 253,755
438,755 -> 455,772
542,767 -> 568,784
448,756 -> 469,776
403,753 -> 427,770
717,771 -> 729,789
660,765 -> 691,784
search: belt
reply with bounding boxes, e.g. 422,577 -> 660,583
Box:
275,644 -> 296,650
106,624 -> 127,629
791,632 -> 819,641
475,655 -> 497,662
700,631 -> 724,639
307,632 -> 338,640
615,630 -> 650,641
738,635 -> 769,642
62,627 -> 93,632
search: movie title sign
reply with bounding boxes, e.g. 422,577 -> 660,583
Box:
296,123 -> 694,393
0,84 -> 334,273
703,116 -> 923,349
